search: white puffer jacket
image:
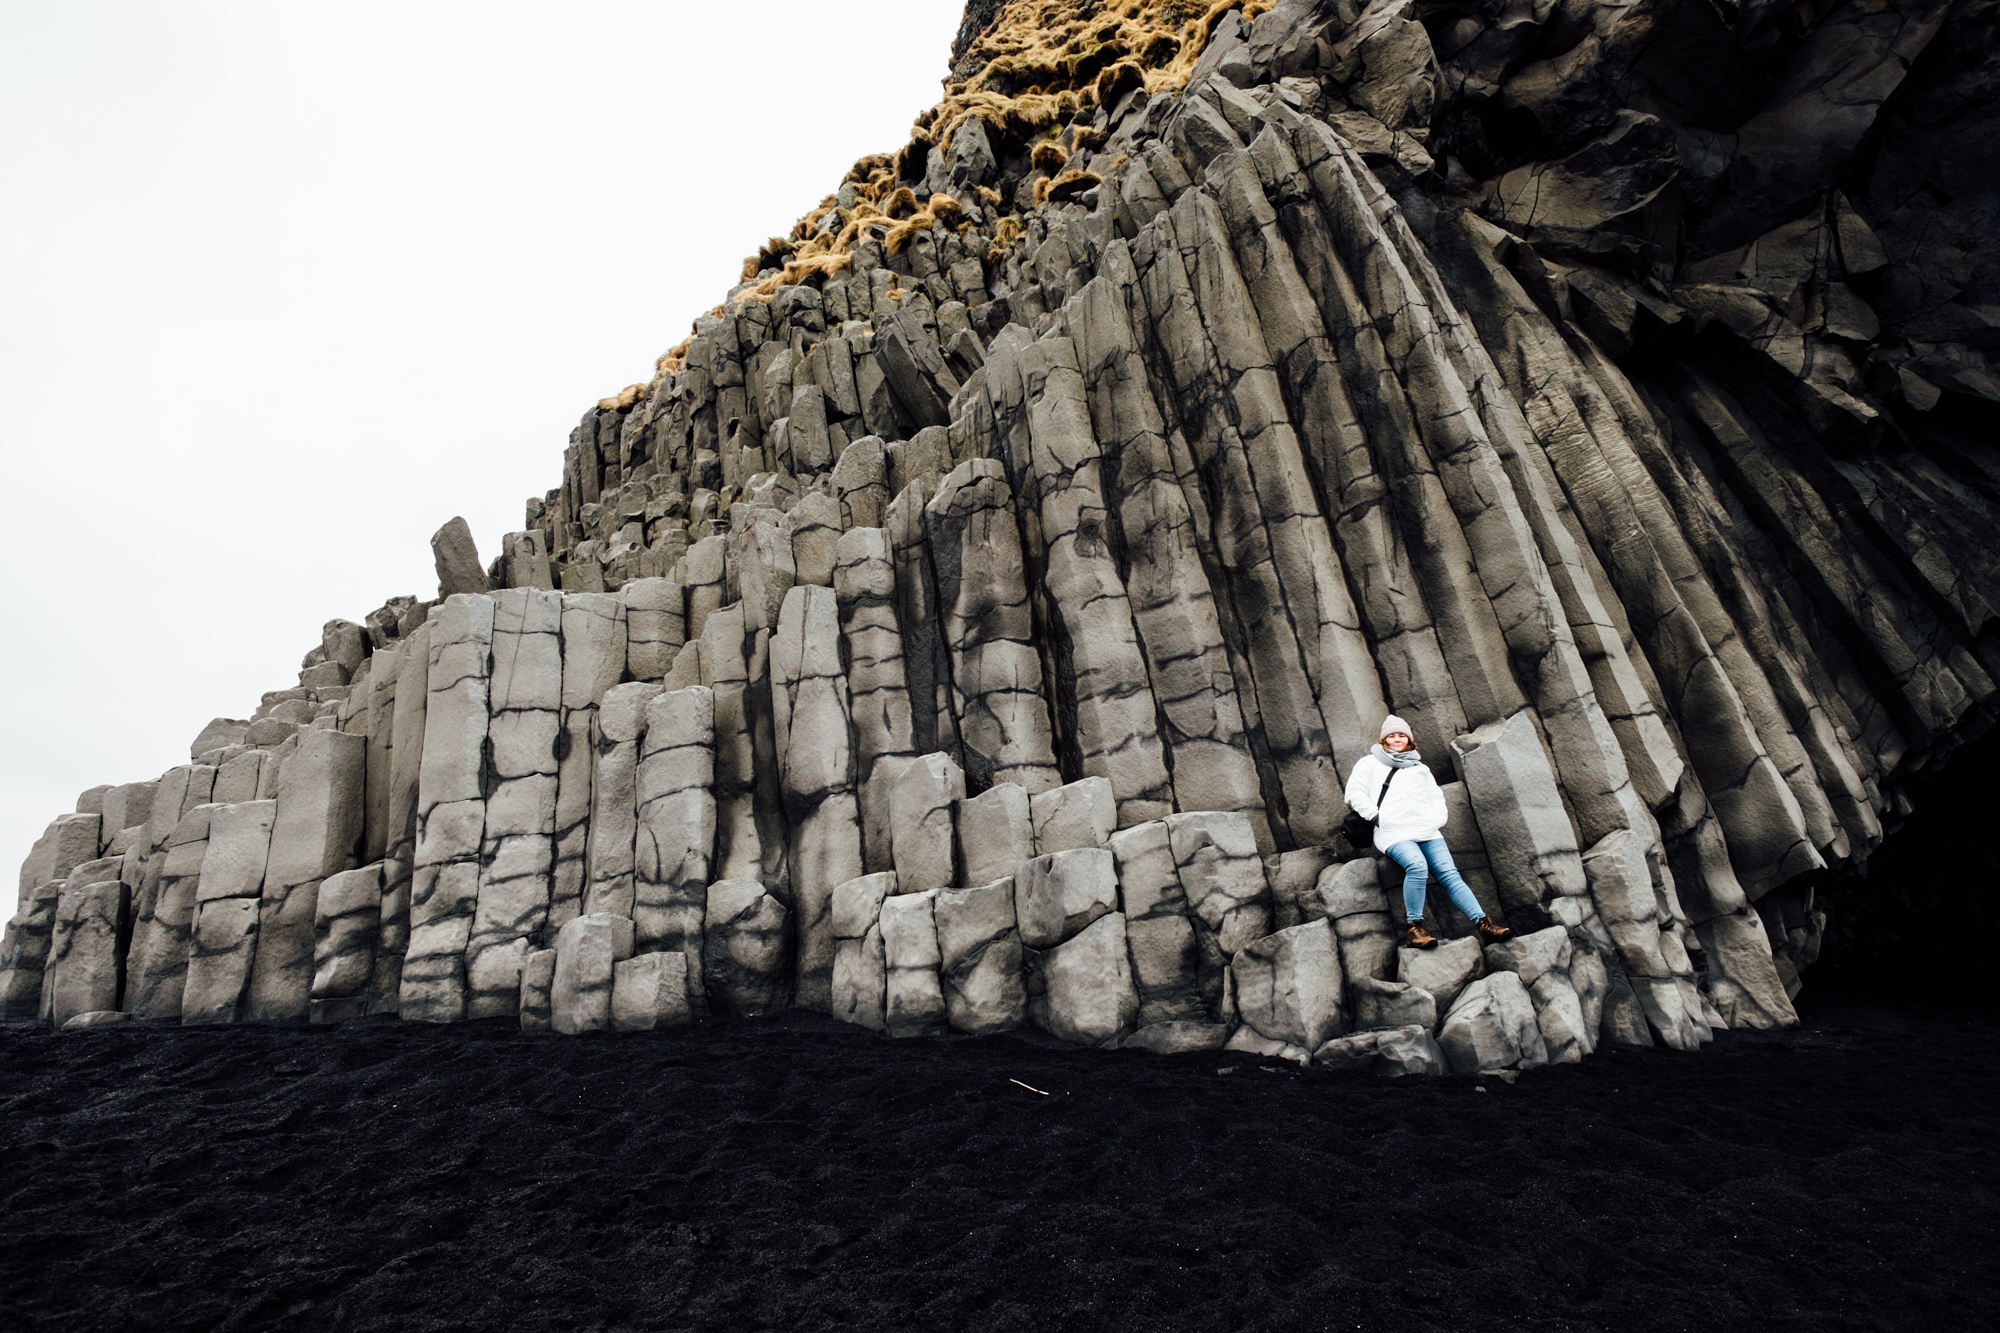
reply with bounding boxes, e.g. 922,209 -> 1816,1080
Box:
1343,748 -> 1449,852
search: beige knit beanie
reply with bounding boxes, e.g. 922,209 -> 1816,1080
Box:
1379,714 -> 1411,741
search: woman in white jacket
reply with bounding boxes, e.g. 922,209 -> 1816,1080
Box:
1343,715 -> 1512,951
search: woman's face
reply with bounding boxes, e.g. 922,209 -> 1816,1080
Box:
1384,731 -> 1413,753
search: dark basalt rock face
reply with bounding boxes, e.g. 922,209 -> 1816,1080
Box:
8,1 -> 1998,1074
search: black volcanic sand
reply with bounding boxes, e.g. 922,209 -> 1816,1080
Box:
2,994 -> 1995,1333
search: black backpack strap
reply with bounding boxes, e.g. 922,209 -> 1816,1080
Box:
1372,765 -> 1397,816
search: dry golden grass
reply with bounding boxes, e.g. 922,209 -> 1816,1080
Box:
1031,140 -> 1071,173
597,382 -> 648,411
987,214 -> 1026,262
1043,168 -> 1102,205
886,193 -> 974,255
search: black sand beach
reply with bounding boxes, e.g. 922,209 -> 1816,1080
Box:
2,989 -> 1994,1332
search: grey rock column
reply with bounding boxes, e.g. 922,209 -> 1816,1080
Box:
886,481 -> 962,762
0,880 -> 63,1019
125,803 -> 225,1020
249,728 -> 365,1022
43,877 -> 128,1027
584,681 -> 665,918
1167,811 -> 1275,961
934,878 -> 1026,1035
311,862 -> 385,1023
402,594 -> 495,1023
989,330 -> 1173,826
1109,820 -> 1206,1026
956,782 -> 1035,887
1131,196 -> 1347,843
1069,256 -> 1269,843
375,621 -> 432,1016
771,585 -> 864,1013
467,588 -> 562,1019
831,872 -> 893,1031
1231,919 -> 1346,1052
17,811 -> 104,900
551,592 -> 627,935
127,770 -> 208,1000
881,888 -> 945,1036
924,459 -> 1060,795
891,753 -> 963,897
1025,912 -> 1139,1046
635,686 -> 716,1017
180,897 -> 259,1025
1450,713 -> 1587,927
699,603 -> 765,885
622,577 -> 686,682
833,528 -> 917,874
361,650 -> 397,863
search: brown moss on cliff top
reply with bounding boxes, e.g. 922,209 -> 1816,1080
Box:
949,1 -> 1272,101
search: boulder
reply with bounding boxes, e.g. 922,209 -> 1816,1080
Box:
880,888 -> 946,1037
1372,1025 -> 1450,1078
1109,821 -> 1207,1026
552,911 -> 635,1035
611,951 -> 691,1031
1117,1021 -> 1232,1055
1312,1023 -> 1448,1078
43,880 -> 127,1027
1025,911 -> 1139,1046
181,897 -> 259,1025
431,516 -> 491,597
702,879 -> 789,1018
1268,847 -> 1335,930
518,948 -> 556,1030
1396,934 -> 1484,1012
1483,925 -> 1571,988
1437,971 -> 1549,1075
934,878 -> 1026,1035
1166,811 -> 1272,956
1232,919 -> 1346,1051
891,753 -> 963,896
831,872 -> 893,1031
309,862 -> 383,1017
1222,1025 -> 1311,1066
1029,777 -> 1115,855
1014,847 -> 1117,949
1349,975 -> 1437,1033
956,781 -> 1035,886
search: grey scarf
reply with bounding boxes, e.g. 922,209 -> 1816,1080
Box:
1372,742 -> 1423,769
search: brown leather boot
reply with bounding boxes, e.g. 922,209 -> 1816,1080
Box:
1402,919 -> 1437,949
1476,917 -> 1513,944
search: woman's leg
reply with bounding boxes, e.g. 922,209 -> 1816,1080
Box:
1384,841 -> 1429,921
1419,839 -> 1488,921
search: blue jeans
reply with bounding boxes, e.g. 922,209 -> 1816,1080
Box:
1385,839 -> 1487,925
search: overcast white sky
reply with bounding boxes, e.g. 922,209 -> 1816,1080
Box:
0,1 -> 962,867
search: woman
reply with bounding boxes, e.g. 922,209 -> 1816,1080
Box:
1343,715 -> 1512,950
